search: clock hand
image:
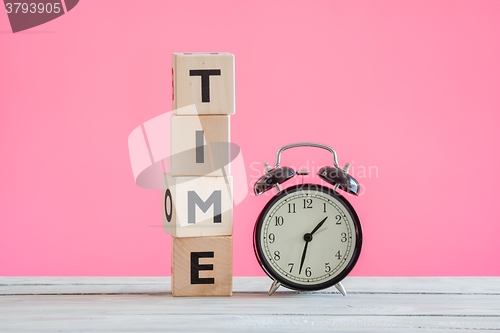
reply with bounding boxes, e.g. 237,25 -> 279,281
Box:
298,217 -> 328,275
310,216 -> 328,236
314,227 -> 328,236
298,240 -> 309,275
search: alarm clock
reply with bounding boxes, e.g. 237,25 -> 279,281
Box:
253,143 -> 363,296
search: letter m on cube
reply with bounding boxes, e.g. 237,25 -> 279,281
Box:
188,191 -> 221,223
163,174 -> 233,238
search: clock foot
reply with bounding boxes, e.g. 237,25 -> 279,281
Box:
268,279 -> 281,296
335,282 -> 347,296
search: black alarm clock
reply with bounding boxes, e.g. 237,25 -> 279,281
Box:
253,143 -> 363,296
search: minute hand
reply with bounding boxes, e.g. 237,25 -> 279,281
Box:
310,216 -> 328,235
298,216 -> 329,275
298,241 -> 309,275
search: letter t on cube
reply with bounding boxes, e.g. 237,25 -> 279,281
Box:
172,53 -> 235,115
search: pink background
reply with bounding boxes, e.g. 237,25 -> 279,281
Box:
1,0 -> 499,277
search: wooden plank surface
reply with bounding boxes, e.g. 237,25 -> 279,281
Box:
0,277 -> 499,332
2,277 -> 499,295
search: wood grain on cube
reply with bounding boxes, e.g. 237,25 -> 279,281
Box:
172,53 -> 235,115
170,114 -> 230,177
163,174 -> 233,238
172,236 -> 232,297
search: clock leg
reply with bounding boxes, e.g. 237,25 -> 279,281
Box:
335,282 -> 347,296
268,279 -> 281,296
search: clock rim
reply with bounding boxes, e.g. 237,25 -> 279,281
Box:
253,183 -> 363,292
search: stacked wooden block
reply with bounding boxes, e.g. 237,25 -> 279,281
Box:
164,53 -> 235,296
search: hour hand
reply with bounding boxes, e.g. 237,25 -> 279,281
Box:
310,216 -> 328,235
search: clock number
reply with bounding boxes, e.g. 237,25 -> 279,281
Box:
341,233 -> 347,242
305,267 -> 312,277
275,216 -> 284,226
288,263 -> 294,273
274,251 -> 280,261
335,251 -> 341,260
325,263 -> 331,272
335,215 -> 342,225
303,198 -> 313,209
288,203 -> 296,213
323,203 -> 327,212
268,233 -> 275,244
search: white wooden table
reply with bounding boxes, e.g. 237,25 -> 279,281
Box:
0,277 -> 499,332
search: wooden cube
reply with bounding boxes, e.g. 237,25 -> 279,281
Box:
163,174 -> 233,238
172,236 -> 232,297
172,53 -> 235,115
170,115 -> 230,177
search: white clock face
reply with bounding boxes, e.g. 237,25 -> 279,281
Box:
258,186 -> 360,287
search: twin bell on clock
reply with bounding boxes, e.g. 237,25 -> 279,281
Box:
253,143 -> 363,296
